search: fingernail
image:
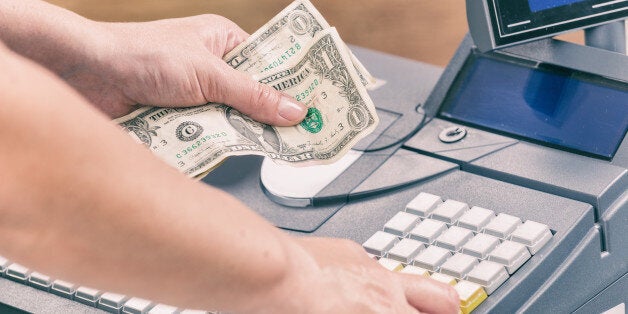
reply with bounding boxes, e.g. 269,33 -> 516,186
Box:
278,96 -> 306,122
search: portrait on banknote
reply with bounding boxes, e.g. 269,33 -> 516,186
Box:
225,107 -> 282,153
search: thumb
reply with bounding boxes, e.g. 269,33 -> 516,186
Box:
210,62 -> 307,126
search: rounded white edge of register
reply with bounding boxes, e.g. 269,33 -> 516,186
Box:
260,150 -> 362,207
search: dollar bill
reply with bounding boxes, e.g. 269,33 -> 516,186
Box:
115,28 -> 378,178
223,0 -> 376,88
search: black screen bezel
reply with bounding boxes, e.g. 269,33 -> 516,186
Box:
487,0 -> 628,47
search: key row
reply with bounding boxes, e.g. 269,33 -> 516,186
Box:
365,230 -> 534,274
365,234 -> 523,292
386,202 -> 552,254
0,257 -> 214,314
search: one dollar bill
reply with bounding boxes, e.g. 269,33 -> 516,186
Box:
223,0 -> 376,88
115,28 -> 378,177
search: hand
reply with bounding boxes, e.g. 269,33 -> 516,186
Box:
66,15 -> 307,125
261,237 -> 460,314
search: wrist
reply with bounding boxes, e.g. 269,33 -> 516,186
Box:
53,20 -> 116,80
0,0 -> 107,77
235,237 -> 321,313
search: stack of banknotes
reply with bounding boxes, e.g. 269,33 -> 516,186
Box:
115,0 -> 380,178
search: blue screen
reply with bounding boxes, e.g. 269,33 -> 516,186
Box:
440,55 -> 628,159
528,0 -> 587,12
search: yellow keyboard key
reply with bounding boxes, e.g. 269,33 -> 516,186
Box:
454,280 -> 488,314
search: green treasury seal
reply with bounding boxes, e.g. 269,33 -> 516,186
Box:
300,107 -> 323,133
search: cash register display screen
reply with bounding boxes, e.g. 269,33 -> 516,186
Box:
439,54 -> 628,159
528,0 -> 586,12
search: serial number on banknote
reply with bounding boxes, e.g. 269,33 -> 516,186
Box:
295,78 -> 320,101
263,42 -> 303,72
175,132 -> 228,159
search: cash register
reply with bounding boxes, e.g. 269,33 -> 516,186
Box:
1,0 -> 626,313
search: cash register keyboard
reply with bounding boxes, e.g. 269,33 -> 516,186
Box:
0,255 -> 215,313
362,192 -> 553,314
0,191 -> 553,313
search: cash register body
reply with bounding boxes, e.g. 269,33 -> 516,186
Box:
250,0 -> 628,311
257,39 -> 628,312
0,0 -> 627,312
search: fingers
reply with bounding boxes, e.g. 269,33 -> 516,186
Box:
217,17 -> 249,53
195,14 -> 249,54
397,273 -> 460,314
296,237 -> 454,313
209,62 -> 307,126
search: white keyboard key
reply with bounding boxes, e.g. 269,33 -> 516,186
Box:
0,256 -> 9,275
462,233 -> 501,259
51,280 -> 78,298
148,304 -> 179,314
362,231 -> 399,256
399,265 -> 430,277
430,272 -> 457,285
466,260 -> 509,295
5,263 -> 31,283
484,213 -> 522,238
406,192 -> 442,217
457,206 -> 495,232
28,272 -> 52,290
99,292 -> 129,312
510,220 -> 553,254
384,211 -> 420,236
413,245 -> 452,271
388,238 -> 425,263
431,200 -> 469,224
440,253 -> 479,279
378,257 -> 404,272
488,240 -> 531,274
435,226 -> 474,251
123,298 -> 155,314
409,219 -> 447,244
75,286 -> 103,306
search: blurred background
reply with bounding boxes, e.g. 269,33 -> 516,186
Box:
46,0 -> 467,66
48,0 -> 581,67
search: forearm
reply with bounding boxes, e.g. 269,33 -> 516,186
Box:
0,44 -> 309,312
0,0 -> 108,77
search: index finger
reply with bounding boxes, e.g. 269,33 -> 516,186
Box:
397,272 -> 460,314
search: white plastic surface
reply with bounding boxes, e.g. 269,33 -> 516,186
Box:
405,192 -> 443,217
462,233 -> 501,259
413,245 -> 451,271
260,150 -> 362,205
384,211 -> 420,236
435,226 -> 474,251
388,238 -> 425,263
409,219 -> 447,244
362,231 -> 399,256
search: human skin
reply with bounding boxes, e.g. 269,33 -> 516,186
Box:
0,1 -> 459,313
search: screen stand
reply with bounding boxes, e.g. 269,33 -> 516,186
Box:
584,20 -> 626,54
